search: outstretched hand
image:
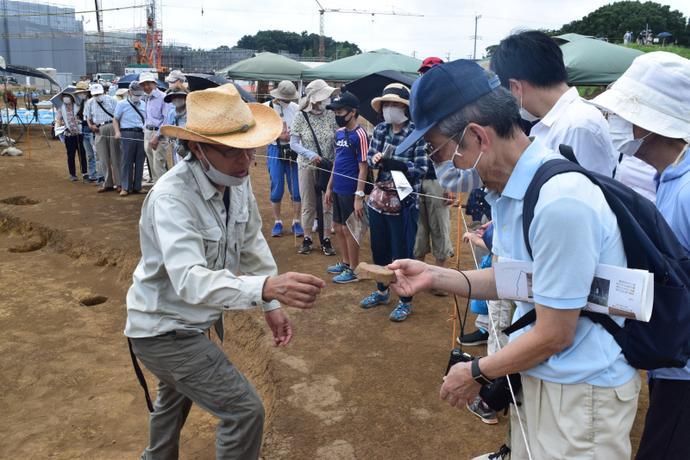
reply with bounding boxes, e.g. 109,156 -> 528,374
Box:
263,272 -> 326,309
388,259 -> 434,298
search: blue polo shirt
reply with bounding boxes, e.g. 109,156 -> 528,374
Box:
486,139 -> 636,387
333,126 -> 368,195
114,97 -> 147,129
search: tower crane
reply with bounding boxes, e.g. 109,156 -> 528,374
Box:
133,0 -> 168,73
314,0 -> 423,62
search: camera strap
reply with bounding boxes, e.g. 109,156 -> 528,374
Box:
453,270 -> 472,352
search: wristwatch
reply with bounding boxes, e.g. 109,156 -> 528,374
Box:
471,357 -> 493,386
355,190 -> 365,198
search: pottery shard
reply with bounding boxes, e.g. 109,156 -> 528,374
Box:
354,262 -> 398,284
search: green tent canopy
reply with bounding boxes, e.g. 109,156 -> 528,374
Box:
216,52 -> 309,81
300,49 -> 423,82
554,34 -> 644,86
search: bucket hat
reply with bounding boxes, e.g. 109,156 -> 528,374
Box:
165,70 -> 185,84
89,83 -> 104,95
161,83 -> 282,149
270,80 -> 299,101
164,84 -> 190,103
74,81 -> 90,94
371,83 -> 411,113
395,59 -> 501,155
298,79 -> 338,112
588,52 -> 690,142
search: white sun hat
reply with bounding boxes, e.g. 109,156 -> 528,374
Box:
587,51 -> 690,143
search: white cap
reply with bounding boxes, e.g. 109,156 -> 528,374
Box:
166,70 -> 185,83
139,72 -> 156,83
90,83 -> 104,95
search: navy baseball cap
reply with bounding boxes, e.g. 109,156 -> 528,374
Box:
326,92 -> 360,110
395,59 -> 501,154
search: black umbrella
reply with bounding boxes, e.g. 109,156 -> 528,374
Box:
185,74 -> 257,103
341,70 -> 417,125
117,73 -> 168,91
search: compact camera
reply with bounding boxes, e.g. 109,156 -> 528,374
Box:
445,347 -> 474,377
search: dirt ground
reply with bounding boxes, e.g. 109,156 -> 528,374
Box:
0,123 -> 649,459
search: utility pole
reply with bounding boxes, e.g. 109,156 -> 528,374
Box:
471,12 -> 482,60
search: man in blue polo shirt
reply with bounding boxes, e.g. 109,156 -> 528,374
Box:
114,81 -> 147,197
390,60 -> 639,460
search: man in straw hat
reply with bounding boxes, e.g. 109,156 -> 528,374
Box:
124,83 -> 326,460
264,80 -> 303,238
587,51 -> 690,460
389,59 -> 639,460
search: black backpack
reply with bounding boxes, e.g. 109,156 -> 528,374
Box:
505,145 -> 690,370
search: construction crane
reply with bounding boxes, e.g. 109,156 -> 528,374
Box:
133,0 -> 168,74
94,0 -> 103,38
314,0 -> 423,62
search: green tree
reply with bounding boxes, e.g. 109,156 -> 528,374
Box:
234,30 -> 362,58
547,1 -> 689,46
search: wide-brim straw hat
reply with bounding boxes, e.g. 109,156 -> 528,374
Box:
161,83 -> 282,149
270,80 -> 299,100
587,51 -> 690,143
164,84 -> 190,103
371,83 -> 411,113
74,81 -> 90,94
298,79 -> 338,112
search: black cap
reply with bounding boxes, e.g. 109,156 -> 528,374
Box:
326,92 -> 360,110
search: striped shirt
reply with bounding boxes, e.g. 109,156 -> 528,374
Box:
144,89 -> 171,129
84,95 -> 118,125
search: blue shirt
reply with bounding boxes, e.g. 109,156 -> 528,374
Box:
651,149 -> 690,381
114,97 -> 147,129
486,139 -> 636,387
333,126 -> 368,195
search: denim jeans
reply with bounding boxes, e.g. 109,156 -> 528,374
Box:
82,132 -> 99,179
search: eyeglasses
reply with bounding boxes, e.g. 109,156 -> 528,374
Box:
423,126 -> 468,161
205,144 -> 256,160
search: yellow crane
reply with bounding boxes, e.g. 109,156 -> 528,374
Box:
314,0 -> 423,61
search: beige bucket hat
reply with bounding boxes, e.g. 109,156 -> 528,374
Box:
161,83 -> 282,149
74,81 -> 90,94
371,83 -> 411,113
298,79 -> 338,112
270,80 -> 299,100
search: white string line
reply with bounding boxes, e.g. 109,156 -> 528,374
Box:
458,208 -> 533,460
87,132 -> 457,205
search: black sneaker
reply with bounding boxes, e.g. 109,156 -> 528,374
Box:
456,329 -> 489,346
321,237 -> 336,256
298,237 -> 312,254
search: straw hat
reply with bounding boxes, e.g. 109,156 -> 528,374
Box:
161,83 -> 282,149
270,80 -> 298,100
298,79 -> 338,112
587,52 -> 690,142
371,83 -> 411,113
164,84 -> 190,103
74,81 -> 90,94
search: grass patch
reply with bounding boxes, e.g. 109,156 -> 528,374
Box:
620,44 -> 690,59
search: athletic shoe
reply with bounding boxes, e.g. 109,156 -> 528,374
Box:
70,175 -> 78,181
83,176 -> 96,183
331,227 -> 336,234
321,237 -> 336,256
456,329 -> 489,346
333,268 -> 358,284
471,444 -> 510,460
271,222 -> 283,237
467,397 -> 498,425
298,237 -> 312,254
312,218 -> 319,233
359,291 -> 390,308
327,262 -> 349,274
94,177 -> 105,186
389,301 -> 412,322
292,222 -> 304,237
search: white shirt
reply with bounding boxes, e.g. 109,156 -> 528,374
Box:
618,156 -> 657,203
530,87 -> 619,177
263,100 -> 298,146
124,159 -> 280,339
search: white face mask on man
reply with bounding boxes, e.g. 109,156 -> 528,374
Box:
197,144 -> 248,187
382,106 -> 409,125
131,95 -> 142,103
94,94 -> 104,102
609,114 -> 652,156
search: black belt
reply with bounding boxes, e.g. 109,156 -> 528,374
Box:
97,121 -> 112,127
145,126 -> 160,131
121,128 -> 143,132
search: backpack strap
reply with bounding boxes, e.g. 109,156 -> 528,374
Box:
502,307 -> 622,337
301,111 -> 323,157
558,144 -> 579,165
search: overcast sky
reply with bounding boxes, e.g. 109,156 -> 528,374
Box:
69,0 -> 690,60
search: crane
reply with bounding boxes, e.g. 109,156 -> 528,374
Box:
133,0 -> 168,74
314,0 -> 423,61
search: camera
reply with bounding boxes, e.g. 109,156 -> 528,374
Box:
445,347 -> 474,377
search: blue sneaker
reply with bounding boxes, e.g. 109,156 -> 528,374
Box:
359,290 -> 390,309
327,262 -> 349,274
292,222 -> 304,237
389,301 -> 412,322
271,222 -> 283,237
70,174 -> 78,181
94,177 -> 105,186
334,269 -> 358,284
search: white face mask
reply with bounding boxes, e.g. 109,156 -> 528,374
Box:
63,96 -> 72,104
94,94 -> 104,102
520,107 -> 539,122
609,114 -> 652,157
171,98 -> 185,108
197,144 -> 248,187
383,106 -> 409,125
131,95 -> 142,103
311,101 -> 326,114
278,100 -> 291,108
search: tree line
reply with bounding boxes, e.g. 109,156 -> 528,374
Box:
233,30 -> 362,60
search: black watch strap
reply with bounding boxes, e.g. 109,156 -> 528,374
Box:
471,357 -> 493,386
